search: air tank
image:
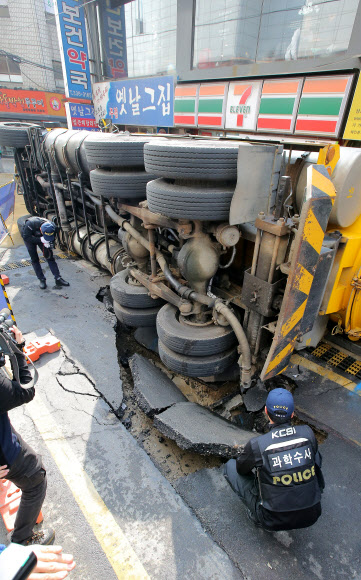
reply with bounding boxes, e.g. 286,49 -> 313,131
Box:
295,147 -> 361,228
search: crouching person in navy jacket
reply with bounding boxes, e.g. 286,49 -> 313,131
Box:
224,388 -> 325,531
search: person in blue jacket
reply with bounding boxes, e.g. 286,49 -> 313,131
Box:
224,388 -> 325,531
19,217 -> 69,290
0,325 -> 54,545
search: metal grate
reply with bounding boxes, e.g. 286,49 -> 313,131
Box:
311,342 -> 361,380
0,253 -> 79,272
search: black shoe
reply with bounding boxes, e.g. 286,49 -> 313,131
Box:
55,277 -> 70,287
19,528 -> 55,546
39,279 -> 47,290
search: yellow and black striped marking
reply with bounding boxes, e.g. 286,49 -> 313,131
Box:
0,276 -> 16,325
311,342 -> 361,380
261,165 -> 336,381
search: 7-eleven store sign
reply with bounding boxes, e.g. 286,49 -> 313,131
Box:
225,81 -> 262,131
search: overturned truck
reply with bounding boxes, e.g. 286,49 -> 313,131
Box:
2,121 -> 361,394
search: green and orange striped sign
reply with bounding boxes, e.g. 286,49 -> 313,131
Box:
295,75 -> 353,137
174,84 -> 199,127
197,83 -> 228,128
257,79 -> 302,133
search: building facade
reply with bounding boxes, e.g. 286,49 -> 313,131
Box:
0,0 -> 64,92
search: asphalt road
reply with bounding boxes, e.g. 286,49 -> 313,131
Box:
0,202 -> 360,579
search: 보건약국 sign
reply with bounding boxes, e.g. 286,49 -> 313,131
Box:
225,81 -> 262,131
55,0 -> 92,100
92,76 -> 174,127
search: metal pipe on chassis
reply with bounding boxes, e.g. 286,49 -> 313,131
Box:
107,213 -> 252,389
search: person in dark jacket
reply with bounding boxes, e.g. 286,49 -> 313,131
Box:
20,217 -> 69,290
0,325 -> 54,545
224,388 -> 324,531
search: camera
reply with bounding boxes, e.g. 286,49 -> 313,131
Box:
0,308 -> 37,388
0,543 -> 37,580
0,308 -> 17,366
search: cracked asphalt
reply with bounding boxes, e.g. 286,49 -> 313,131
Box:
0,208 -> 360,578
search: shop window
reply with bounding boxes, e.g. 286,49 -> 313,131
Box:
193,0 -> 360,69
52,60 -> 64,90
0,0 -> 9,18
0,55 -> 22,83
124,0 -> 177,78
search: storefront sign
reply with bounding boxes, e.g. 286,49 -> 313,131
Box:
295,75 -> 353,137
225,81 -> 262,131
0,89 -> 66,117
343,76 -> 361,140
98,0 -> 127,79
257,79 -> 302,134
197,83 -> 227,129
174,85 -> 199,127
66,102 -> 98,131
92,76 -> 174,126
55,0 -> 92,100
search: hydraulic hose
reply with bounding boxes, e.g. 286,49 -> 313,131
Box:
85,188 -> 102,206
35,175 -> 50,189
213,300 -> 252,388
107,217 -> 252,388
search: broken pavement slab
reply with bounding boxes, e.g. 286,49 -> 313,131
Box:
154,401 -> 256,457
129,353 -> 186,417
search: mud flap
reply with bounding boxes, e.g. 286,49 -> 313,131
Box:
261,165 -> 336,381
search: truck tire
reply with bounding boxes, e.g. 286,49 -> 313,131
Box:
110,270 -> 163,308
144,140 -> 239,180
147,178 -> 234,220
90,168 -> 155,200
156,304 -> 236,356
0,122 -> 38,148
84,134 -> 150,167
113,300 -> 160,327
158,340 -> 238,377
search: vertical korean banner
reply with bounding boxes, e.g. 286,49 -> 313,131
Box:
98,0 -> 127,79
54,0 -> 92,100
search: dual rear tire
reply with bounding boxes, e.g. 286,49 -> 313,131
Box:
156,304 -> 237,377
110,269 -> 163,327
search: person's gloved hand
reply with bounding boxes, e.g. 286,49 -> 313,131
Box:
41,236 -> 50,248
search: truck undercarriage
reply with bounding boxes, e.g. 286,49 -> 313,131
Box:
2,121 -> 361,402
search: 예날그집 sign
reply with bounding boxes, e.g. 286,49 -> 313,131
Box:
92,76 -> 174,127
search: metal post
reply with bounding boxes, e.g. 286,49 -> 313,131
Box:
267,235 -> 281,284
148,227 -> 157,279
100,195 -> 111,262
14,149 -> 32,214
46,162 -> 61,247
67,172 -> 80,242
78,172 -> 93,249
25,146 -> 40,215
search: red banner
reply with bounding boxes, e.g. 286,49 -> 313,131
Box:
0,89 -> 66,117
